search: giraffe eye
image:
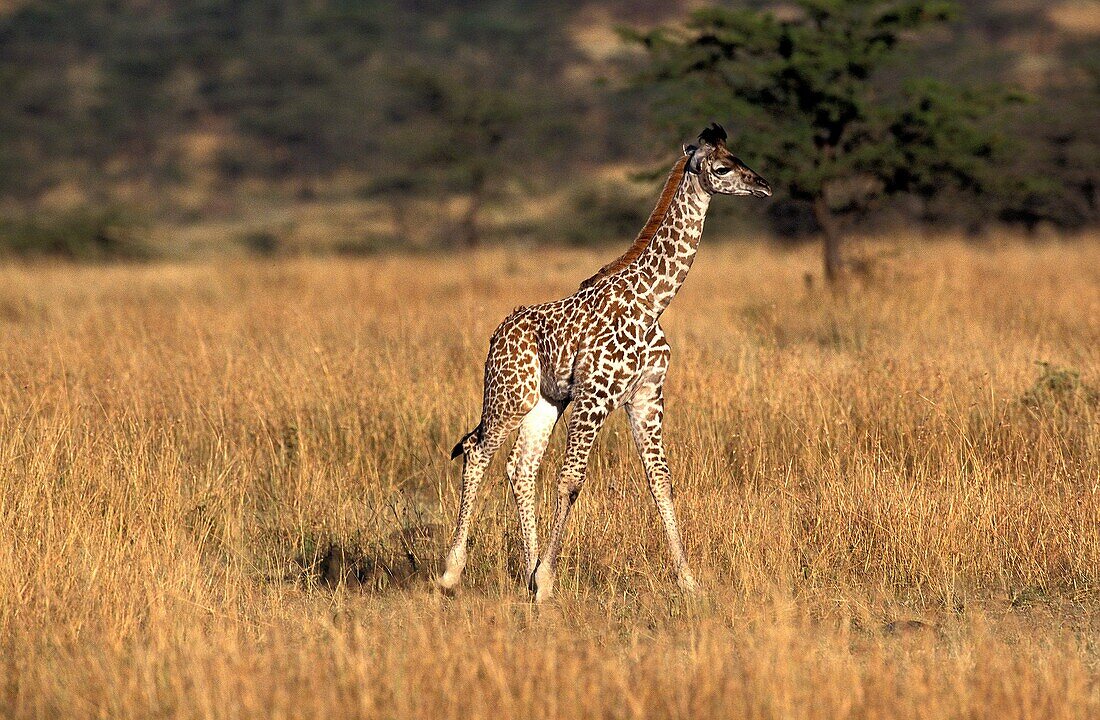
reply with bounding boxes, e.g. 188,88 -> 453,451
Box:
714,166 -> 732,176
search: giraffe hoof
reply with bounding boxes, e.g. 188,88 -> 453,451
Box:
678,574 -> 700,595
433,575 -> 461,598
532,564 -> 555,604
527,560 -> 541,596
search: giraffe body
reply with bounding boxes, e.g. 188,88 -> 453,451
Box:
439,124 -> 771,601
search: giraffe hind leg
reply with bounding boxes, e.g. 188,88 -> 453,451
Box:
533,391 -> 613,603
505,397 -> 562,584
439,315 -> 540,591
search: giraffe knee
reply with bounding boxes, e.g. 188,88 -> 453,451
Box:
557,473 -> 585,502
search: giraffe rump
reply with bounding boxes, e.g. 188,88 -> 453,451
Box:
577,155 -> 690,290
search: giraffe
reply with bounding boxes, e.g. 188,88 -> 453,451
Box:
438,124 -> 771,602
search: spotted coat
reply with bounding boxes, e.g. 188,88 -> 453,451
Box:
438,125 -> 771,601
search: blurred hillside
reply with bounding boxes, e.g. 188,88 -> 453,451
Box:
0,0 -> 1097,258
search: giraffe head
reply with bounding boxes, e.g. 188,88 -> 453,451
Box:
684,123 -> 771,198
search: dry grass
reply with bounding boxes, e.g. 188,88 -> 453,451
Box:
1,236 -> 1099,718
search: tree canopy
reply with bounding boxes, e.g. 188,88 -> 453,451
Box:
626,0 -> 1024,283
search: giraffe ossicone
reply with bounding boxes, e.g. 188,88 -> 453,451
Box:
438,124 -> 771,601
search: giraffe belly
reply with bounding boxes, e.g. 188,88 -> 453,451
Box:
528,294 -> 665,406
537,339 -> 660,407
539,353 -> 577,402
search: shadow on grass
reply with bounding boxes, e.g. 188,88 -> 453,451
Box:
295,523 -> 445,593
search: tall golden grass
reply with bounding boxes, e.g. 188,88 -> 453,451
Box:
1,236 -> 1098,718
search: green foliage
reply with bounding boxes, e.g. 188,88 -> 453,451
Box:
0,207 -> 152,261
238,230 -> 282,257
879,80 -> 1024,198
0,0 -> 593,249
996,39 -> 1100,231
625,0 -> 1019,227
1018,361 -> 1099,412
0,0 -> 1095,255
559,183 -> 650,246
380,64 -> 525,195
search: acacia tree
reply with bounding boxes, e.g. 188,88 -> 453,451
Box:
626,0 -> 1017,285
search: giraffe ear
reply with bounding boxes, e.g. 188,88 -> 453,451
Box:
684,142 -> 709,173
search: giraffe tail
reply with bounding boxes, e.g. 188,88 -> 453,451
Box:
450,424 -> 482,460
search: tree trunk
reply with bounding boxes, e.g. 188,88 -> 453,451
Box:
459,170 -> 486,248
390,200 -> 411,244
459,194 -> 481,248
813,194 -> 843,288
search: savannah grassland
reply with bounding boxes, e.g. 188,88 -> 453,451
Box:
1,236 -> 1098,719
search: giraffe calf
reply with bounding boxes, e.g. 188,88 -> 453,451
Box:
439,124 -> 771,602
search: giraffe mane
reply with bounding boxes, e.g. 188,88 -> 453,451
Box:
578,155 -> 690,290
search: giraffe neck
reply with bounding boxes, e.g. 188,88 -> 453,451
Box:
629,171 -> 711,319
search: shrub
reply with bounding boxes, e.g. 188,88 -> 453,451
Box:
238,229 -> 283,257
558,182 -> 648,246
1019,361 -> 1099,411
0,207 -> 153,261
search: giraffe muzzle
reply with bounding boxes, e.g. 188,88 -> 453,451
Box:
751,178 -> 772,198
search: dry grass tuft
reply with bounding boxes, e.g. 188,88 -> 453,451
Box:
1,236 -> 1098,718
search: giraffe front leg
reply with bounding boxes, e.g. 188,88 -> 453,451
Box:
625,377 -> 698,594
532,393 -> 611,603
506,397 -> 562,585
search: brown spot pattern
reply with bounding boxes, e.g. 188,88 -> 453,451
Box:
438,129 -> 770,601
